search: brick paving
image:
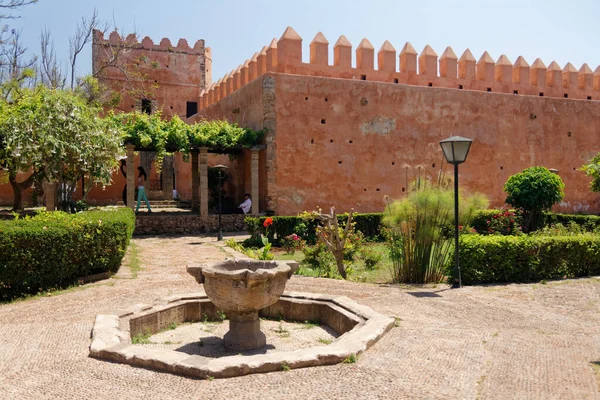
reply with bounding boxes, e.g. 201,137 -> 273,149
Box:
142,319 -> 338,357
1,234 -> 600,399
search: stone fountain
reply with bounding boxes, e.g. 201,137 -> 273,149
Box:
187,260 -> 299,351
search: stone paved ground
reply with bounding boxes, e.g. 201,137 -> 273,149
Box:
143,319 -> 338,357
1,234 -> 600,400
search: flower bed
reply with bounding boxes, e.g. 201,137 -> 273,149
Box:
244,213 -> 382,244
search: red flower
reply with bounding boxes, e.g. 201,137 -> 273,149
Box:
263,217 -> 273,228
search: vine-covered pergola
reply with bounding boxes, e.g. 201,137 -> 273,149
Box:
117,112 -> 265,216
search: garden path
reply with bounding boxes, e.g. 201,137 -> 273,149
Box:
1,234 -> 600,399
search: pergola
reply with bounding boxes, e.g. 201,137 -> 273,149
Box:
123,144 -> 263,216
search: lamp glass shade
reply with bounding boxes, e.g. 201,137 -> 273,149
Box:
439,136 -> 473,164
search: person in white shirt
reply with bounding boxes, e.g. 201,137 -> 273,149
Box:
238,193 -> 252,214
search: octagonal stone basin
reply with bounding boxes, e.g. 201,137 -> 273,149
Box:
187,260 -> 299,351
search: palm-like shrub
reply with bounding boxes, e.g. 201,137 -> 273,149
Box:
383,181 -> 488,283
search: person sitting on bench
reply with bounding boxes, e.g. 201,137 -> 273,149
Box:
237,193 -> 252,214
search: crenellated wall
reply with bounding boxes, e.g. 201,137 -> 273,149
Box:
5,27 -> 598,212
91,30 -> 212,204
192,26 -> 600,215
93,29 -> 210,118
199,72 -> 600,215
200,26 -> 600,110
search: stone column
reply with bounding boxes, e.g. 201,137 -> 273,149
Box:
251,148 -> 259,215
126,144 -> 135,210
199,147 -> 208,217
223,311 -> 265,351
191,150 -> 199,213
162,155 -> 174,198
45,182 -> 57,211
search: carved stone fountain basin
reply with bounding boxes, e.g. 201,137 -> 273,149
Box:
187,260 -> 298,351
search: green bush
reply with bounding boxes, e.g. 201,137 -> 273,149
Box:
580,152 -> 600,192
351,213 -> 383,240
359,246 -> 382,270
471,208 -> 523,235
245,213 -> 382,244
470,210 -> 500,233
246,210 -> 599,243
471,210 -> 600,235
454,234 -> 600,285
299,243 -> 336,278
543,213 -> 600,231
383,183 -> 488,284
504,166 -> 565,232
0,208 -> 135,301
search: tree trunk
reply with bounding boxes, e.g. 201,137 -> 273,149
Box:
524,209 -> 541,233
333,252 -> 347,279
8,171 -> 35,211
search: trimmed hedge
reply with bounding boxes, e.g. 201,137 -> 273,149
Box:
245,213 -> 383,244
470,209 -> 600,234
0,208 -> 135,301
543,213 -> 600,230
453,234 -> 600,285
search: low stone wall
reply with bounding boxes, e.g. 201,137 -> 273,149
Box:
89,291 -> 394,379
134,213 -> 247,235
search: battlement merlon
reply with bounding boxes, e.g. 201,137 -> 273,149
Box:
92,29 -> 206,55
200,26 -> 600,111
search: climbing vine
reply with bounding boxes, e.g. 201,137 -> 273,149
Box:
111,112 -> 266,170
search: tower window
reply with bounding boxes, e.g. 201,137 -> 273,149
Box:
141,99 -> 152,114
186,101 -> 198,118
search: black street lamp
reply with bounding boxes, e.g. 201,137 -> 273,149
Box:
214,164 -> 228,241
439,136 -> 473,288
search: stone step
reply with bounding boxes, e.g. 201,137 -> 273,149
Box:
116,201 -> 191,209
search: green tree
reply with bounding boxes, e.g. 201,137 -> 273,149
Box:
504,166 -> 565,232
0,86 -> 123,210
580,153 -> 600,193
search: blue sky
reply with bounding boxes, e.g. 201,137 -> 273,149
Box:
11,0 -> 600,82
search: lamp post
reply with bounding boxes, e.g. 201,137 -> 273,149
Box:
439,136 -> 473,288
214,164 -> 228,241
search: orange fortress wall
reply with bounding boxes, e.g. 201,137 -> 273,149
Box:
198,27 -> 600,215
2,27 -> 599,215
90,30 -> 213,204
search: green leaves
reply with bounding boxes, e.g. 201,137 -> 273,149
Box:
0,208 -> 135,301
455,234 -> 600,285
581,153 -> 600,192
382,184 -> 488,283
504,167 -> 565,212
115,113 -> 265,151
110,112 -> 265,171
0,86 -> 123,191
504,167 -> 565,232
